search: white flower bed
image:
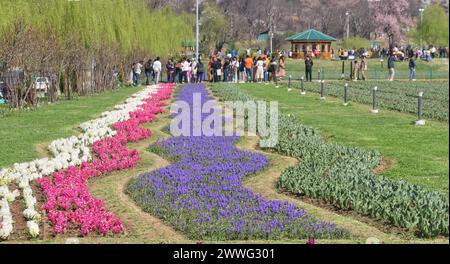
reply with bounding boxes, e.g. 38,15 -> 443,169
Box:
0,85 -> 159,240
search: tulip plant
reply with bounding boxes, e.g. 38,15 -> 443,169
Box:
211,84 -> 449,238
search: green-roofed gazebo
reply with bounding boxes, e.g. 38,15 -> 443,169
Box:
286,29 -> 337,59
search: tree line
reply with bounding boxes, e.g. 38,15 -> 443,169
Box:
151,0 -> 448,52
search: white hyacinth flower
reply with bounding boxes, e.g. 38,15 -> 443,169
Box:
27,221 -> 39,238
23,208 -> 38,220
0,85 -> 160,239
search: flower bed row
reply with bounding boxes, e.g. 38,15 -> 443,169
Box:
210,84 -> 449,238
299,80 -> 449,122
0,84 -> 174,239
127,84 -> 347,240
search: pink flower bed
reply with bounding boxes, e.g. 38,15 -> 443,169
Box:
37,84 -> 174,236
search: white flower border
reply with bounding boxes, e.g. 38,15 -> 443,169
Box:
0,85 -> 159,239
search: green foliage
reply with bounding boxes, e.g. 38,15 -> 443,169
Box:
342,37 -> 370,49
211,84 -> 449,238
200,2 -> 229,54
414,4 -> 449,47
0,0 -> 194,56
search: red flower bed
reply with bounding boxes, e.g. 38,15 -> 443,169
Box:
37,84 -> 174,236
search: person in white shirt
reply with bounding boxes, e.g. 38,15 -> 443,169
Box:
152,57 -> 162,85
231,57 -> 239,83
134,61 -> 143,86
255,57 -> 265,83
182,59 -> 190,83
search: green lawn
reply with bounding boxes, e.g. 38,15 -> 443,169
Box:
285,58 -> 449,80
0,86 -> 140,168
296,80 -> 449,122
229,83 -> 448,193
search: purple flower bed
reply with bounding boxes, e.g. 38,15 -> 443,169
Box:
127,84 -> 347,240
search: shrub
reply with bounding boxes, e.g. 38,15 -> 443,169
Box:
342,37 -> 370,50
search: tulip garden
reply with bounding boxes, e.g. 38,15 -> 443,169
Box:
0,81 -> 448,244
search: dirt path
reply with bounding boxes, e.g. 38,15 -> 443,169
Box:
88,116 -> 186,243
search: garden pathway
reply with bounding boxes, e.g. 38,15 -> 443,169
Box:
88,113 -> 186,243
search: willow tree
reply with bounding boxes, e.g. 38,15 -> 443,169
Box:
199,2 -> 229,55
0,0 -> 194,108
412,4 -> 449,47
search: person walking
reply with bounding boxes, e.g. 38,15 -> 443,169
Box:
175,60 -> 182,83
144,59 -> 153,86
134,61 -> 144,86
244,55 -> 253,83
269,55 -> 278,83
196,59 -> 205,83
264,56 -> 270,82
305,56 -> 313,82
182,58 -> 190,83
223,55 -> 231,82
128,63 -> 135,86
166,59 -> 175,83
388,53 -> 396,81
255,56 -> 265,83
212,57 -> 222,83
189,59 -> 196,83
152,57 -> 162,85
360,56 -> 367,81
409,57 -> 416,81
208,56 -> 213,82
238,58 -> 246,83
353,60 -> 359,81
252,56 -> 258,82
278,56 -> 286,80
231,57 -> 239,83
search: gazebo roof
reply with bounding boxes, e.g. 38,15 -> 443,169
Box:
286,29 -> 337,42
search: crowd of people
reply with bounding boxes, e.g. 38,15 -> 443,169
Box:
336,44 -> 448,82
128,43 -> 448,87
129,58 -> 162,86
128,50 -> 291,86
338,45 -> 448,62
207,53 -> 287,84
128,57 -> 205,86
